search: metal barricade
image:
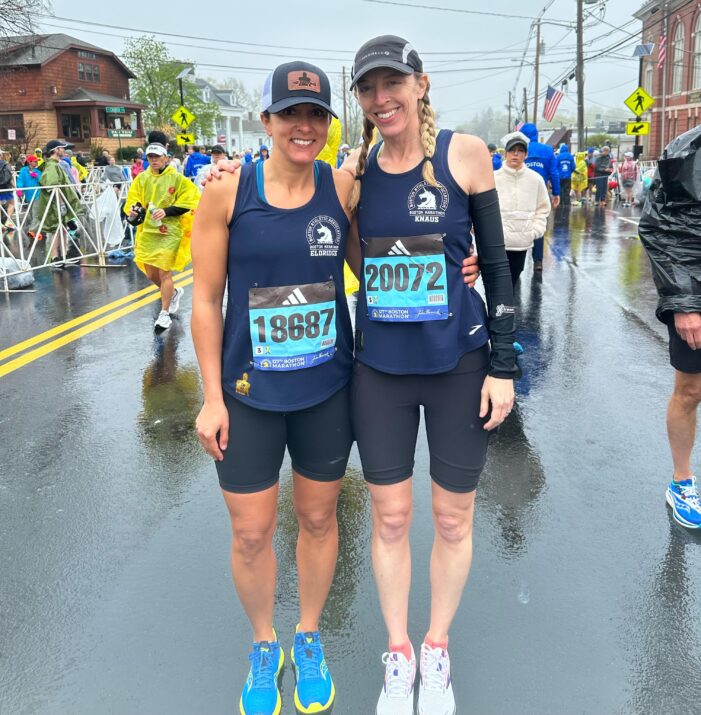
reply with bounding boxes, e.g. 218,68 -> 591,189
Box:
1,168 -> 134,293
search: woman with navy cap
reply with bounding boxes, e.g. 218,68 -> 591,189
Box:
191,61 -> 356,715
347,35 -> 517,715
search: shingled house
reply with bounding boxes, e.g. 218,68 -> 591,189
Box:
0,33 -> 145,154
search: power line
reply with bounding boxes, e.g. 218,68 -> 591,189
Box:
360,0 -> 569,22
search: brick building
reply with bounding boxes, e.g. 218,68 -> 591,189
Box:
0,34 -> 145,155
636,0 -> 701,157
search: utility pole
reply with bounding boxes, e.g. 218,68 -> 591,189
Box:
576,0 -> 585,152
342,66 -> 349,145
523,87 -> 529,124
508,90 -> 512,132
533,20 -> 541,123
660,3 -> 669,152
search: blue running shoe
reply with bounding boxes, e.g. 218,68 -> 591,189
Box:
291,630 -> 335,714
666,477 -> 701,529
240,635 -> 284,715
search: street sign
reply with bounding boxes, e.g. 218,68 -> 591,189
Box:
172,105 -> 196,130
176,133 -> 195,146
624,87 -> 654,116
105,106 -> 125,114
626,121 -> 650,136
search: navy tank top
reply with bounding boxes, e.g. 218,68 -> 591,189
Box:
221,160 -> 352,411
355,129 -> 489,374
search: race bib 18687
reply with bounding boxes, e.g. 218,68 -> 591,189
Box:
363,234 -> 449,322
249,281 -> 336,371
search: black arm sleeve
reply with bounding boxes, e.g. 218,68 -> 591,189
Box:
163,205 -> 190,217
469,189 -> 518,379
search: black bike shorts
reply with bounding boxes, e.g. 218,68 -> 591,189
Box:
351,345 -> 491,494
216,385 -> 353,494
668,322 -> 701,374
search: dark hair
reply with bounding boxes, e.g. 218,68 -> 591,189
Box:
147,130 -> 169,146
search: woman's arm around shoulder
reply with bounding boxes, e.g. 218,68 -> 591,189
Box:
448,132 -> 495,195
331,166 -> 355,220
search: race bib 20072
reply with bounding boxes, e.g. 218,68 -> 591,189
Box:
363,234 -> 448,322
249,281 -> 336,371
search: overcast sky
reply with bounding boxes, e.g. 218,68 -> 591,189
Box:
38,0 -> 643,129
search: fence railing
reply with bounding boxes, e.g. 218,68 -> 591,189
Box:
1,170 -> 134,292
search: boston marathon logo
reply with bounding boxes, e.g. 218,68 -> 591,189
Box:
306,215 -> 342,257
407,181 -> 449,223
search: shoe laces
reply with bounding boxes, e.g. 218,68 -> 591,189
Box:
677,481 -> 701,508
381,651 -> 414,698
420,644 -> 449,693
296,633 -> 323,681
249,642 -> 276,690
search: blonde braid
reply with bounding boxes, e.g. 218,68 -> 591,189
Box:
419,83 -> 438,187
348,116 -> 376,213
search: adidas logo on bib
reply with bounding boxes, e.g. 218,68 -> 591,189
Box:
282,288 -> 308,305
387,240 -> 412,256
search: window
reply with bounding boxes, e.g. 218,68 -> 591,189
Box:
93,65 -> 100,82
672,22 -> 685,94
86,64 -> 93,82
693,15 -> 701,89
645,63 -> 654,94
78,62 -> 84,80
78,50 -> 97,59
0,114 -> 25,141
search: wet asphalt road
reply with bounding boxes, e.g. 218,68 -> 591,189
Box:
1,204 -> 701,715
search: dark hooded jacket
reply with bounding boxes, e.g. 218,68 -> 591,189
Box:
639,125 -> 701,322
520,123 -> 560,196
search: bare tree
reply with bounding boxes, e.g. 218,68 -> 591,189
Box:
0,0 -> 51,38
332,75 -> 363,147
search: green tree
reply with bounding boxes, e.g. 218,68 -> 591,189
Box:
204,76 -> 258,110
455,108 -> 509,145
123,36 -> 220,139
586,132 -> 618,148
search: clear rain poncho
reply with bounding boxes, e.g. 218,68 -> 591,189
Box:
639,125 -> 701,323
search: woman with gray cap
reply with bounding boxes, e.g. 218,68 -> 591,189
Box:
191,60 -> 356,715
346,35 -> 517,715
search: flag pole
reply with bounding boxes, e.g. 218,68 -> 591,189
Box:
660,2 -> 669,151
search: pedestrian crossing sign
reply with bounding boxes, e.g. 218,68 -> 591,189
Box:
624,87 -> 654,116
626,121 -> 650,136
172,105 -> 196,130
176,133 -> 195,145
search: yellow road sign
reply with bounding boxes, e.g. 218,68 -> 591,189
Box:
176,133 -> 195,146
626,121 -> 650,136
624,87 -> 654,116
172,105 -> 196,130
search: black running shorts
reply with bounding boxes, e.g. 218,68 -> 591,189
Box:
668,322 -> 701,374
351,345 -> 491,493
216,385 -> 353,494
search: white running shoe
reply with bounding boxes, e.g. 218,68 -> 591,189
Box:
154,310 -> 172,331
417,643 -> 456,715
376,646 -> 416,715
168,287 -> 184,316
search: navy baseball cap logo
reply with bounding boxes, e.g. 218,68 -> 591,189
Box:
288,71 -> 320,92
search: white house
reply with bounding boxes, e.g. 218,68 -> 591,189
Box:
194,78 -> 270,155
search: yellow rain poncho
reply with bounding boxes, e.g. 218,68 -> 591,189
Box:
125,164 -> 200,274
316,117 -> 359,296
571,151 -> 589,193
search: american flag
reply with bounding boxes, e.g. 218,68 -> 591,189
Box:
542,85 -> 564,122
657,31 -> 667,70
514,119 -> 524,130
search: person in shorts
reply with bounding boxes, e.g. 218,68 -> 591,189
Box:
346,35 -> 517,715
191,61 -> 357,715
639,127 -> 701,530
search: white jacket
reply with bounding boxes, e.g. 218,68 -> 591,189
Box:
494,164 -> 551,251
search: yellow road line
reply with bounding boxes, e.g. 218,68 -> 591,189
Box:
0,268 -> 193,363
0,276 -> 193,379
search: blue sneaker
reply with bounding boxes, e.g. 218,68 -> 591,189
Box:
291,630 -> 335,714
240,636 -> 285,715
666,477 -> 701,529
